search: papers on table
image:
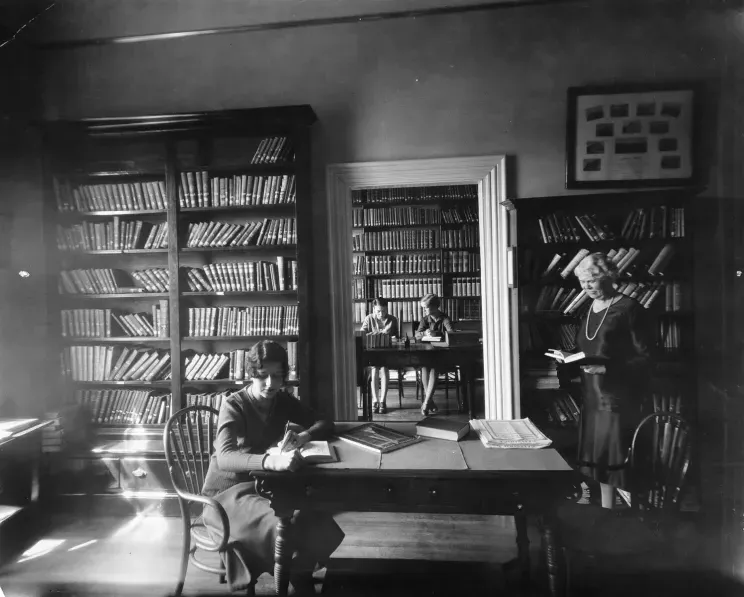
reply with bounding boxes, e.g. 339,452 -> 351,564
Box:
469,418 -> 552,449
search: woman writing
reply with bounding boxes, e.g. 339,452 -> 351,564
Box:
201,340 -> 344,594
415,293 -> 455,416
569,252 -> 652,509
360,297 -> 399,414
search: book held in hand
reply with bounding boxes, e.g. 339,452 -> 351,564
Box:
416,416 -> 470,442
337,423 -> 422,454
267,441 -> 339,464
544,349 -> 608,365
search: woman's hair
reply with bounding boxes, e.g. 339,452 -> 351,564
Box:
245,340 -> 289,380
420,293 -> 441,309
573,252 -> 619,282
372,297 -> 388,308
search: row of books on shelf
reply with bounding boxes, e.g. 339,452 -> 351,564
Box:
186,305 -> 299,337
363,331 -> 393,348
59,260 -> 298,295
59,268 -> 168,295
74,389 -> 172,425
178,173 -> 296,208
544,392 -> 581,427
358,278 -> 443,301
540,243 -> 676,282
532,279 -> 686,315
250,136 -> 294,165
536,205 -> 685,244
186,217 -> 295,247
451,277 -> 481,297
62,346 -> 172,382
351,185 -> 478,204
352,251 -> 480,275
351,205 -> 479,228
184,348 -> 298,381
54,178 -> 167,213
57,220 -> 169,252
352,206 -> 439,227
352,229 -> 439,252
352,298 -> 482,325
61,303 -> 169,338
658,319 -> 683,350
352,228 -> 480,252
62,342 -> 300,384
185,260 -> 297,293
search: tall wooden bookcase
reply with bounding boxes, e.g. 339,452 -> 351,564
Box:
42,107 -> 316,450
505,189 -> 700,455
351,185 -> 482,333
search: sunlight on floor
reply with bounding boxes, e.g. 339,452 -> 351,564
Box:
68,539 -> 98,552
17,539 -> 66,564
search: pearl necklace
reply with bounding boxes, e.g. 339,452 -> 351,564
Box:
585,295 -> 620,341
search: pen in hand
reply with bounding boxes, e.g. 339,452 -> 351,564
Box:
279,421 -> 296,453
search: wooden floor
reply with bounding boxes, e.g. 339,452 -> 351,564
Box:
0,507 -> 738,597
359,377 -> 479,421
0,511 -> 519,596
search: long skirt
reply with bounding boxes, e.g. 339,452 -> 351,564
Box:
577,408 -> 636,489
203,481 -> 345,591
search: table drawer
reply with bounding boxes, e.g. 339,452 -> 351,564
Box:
120,458 -> 173,493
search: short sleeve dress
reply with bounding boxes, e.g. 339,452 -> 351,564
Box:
574,295 -> 652,489
201,388 -> 345,591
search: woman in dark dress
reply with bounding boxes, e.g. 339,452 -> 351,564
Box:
572,252 -> 652,509
201,340 -> 345,594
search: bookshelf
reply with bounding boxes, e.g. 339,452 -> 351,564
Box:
351,185 -> 482,331
43,107 -> 316,437
504,189 -> 700,437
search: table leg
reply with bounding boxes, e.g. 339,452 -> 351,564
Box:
540,512 -> 566,597
274,516 -> 293,596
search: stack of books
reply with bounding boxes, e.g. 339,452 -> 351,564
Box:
470,418 -> 552,449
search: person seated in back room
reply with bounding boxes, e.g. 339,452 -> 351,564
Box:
415,293 -> 454,416
360,297 -> 399,414
201,340 -> 345,595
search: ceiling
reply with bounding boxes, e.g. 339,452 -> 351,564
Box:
0,0 -> 574,46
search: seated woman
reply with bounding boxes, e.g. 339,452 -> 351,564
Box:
360,297 -> 399,414
201,340 -> 345,595
415,293 -> 454,416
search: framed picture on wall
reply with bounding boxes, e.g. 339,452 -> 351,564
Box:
565,83 -> 701,189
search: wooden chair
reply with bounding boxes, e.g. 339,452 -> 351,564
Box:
163,405 -> 258,597
557,411 -> 692,593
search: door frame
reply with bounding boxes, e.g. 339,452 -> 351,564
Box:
326,155 -> 516,421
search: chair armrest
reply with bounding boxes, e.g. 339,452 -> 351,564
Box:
175,489 -> 231,552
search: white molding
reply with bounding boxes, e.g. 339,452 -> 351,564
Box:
326,156 -> 515,421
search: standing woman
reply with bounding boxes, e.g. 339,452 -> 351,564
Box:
201,340 -> 345,594
415,293 -> 455,416
360,297 -> 399,414
572,252 -> 652,509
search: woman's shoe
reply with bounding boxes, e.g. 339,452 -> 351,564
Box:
373,402 -> 380,414
428,400 -> 438,414
379,404 -> 387,415
421,402 -> 430,416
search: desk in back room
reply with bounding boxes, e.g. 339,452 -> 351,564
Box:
252,422 -> 580,597
358,342 -> 483,420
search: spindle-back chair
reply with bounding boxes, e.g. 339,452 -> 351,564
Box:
164,405 -> 255,596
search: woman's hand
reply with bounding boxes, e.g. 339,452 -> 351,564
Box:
581,364 -> 607,375
264,449 -> 304,472
279,429 -> 311,452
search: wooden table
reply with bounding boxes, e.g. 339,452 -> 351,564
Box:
252,422 -> 579,597
359,343 -> 483,420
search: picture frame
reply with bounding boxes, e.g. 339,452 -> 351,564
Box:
565,83 -> 701,189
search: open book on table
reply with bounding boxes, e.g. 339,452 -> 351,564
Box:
544,349 -> 608,365
267,441 -> 339,464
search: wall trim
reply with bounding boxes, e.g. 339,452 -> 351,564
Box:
326,156 -> 515,421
